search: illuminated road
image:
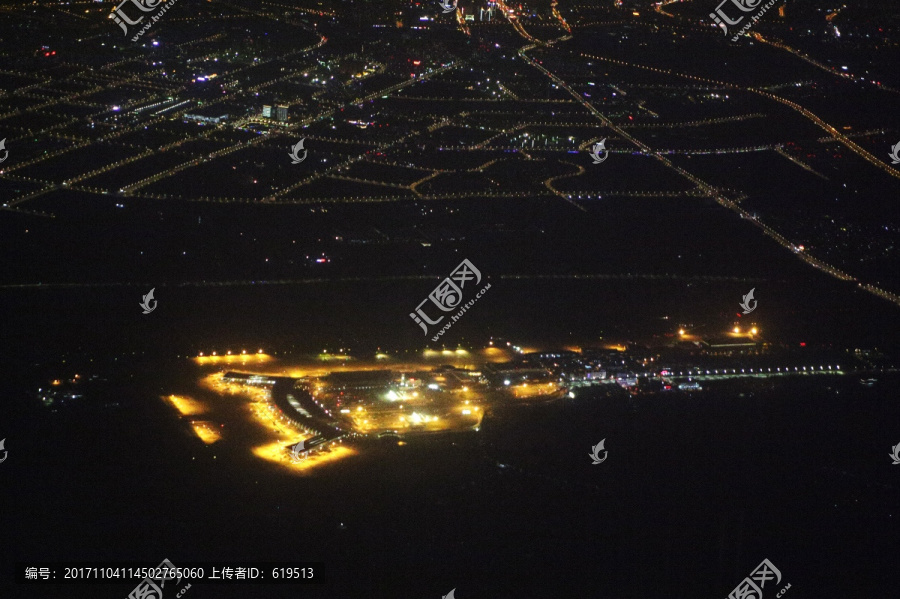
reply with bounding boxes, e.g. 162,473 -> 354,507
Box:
481,3 -> 900,306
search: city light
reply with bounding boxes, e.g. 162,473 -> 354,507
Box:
11,2 -> 898,594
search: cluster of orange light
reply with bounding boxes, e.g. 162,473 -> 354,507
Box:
194,351 -> 273,366
190,421 -> 223,444
512,382 -> 558,398
240,386 -> 355,473
252,442 -> 356,473
731,327 -> 759,335
249,401 -> 306,441
164,394 -> 206,416
199,373 -> 270,403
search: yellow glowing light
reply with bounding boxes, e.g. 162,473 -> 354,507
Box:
678,329 -> 685,336
751,327 -> 758,335
733,327 -> 741,334
190,421 -> 222,444
165,394 -> 206,416
253,442 -> 355,472
193,352 -> 273,366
